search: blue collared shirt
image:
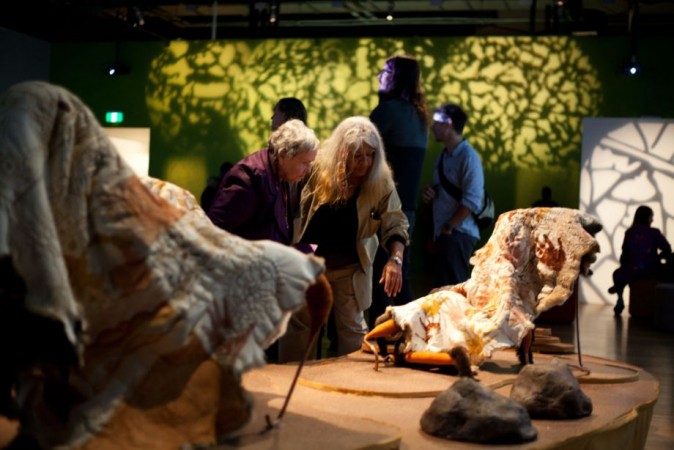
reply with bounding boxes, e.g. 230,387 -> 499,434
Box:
431,139 -> 484,240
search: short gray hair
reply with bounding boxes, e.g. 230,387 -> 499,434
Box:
269,119 -> 319,158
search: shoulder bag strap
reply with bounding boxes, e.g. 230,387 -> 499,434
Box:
437,150 -> 463,202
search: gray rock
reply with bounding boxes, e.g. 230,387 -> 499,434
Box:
510,358 -> 593,419
420,378 -> 538,444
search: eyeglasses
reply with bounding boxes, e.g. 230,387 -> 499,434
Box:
432,112 -> 453,125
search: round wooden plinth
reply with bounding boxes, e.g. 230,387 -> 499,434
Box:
234,350 -> 658,449
535,353 -> 640,384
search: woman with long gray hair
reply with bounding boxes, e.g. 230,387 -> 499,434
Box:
295,116 -> 409,356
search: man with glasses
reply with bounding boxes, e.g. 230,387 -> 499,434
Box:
422,103 -> 485,287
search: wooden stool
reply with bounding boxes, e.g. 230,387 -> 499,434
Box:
653,283 -> 674,332
628,279 -> 658,319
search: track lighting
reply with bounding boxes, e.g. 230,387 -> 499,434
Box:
105,42 -> 130,76
131,6 -> 145,27
386,0 -> 394,21
252,1 -> 279,28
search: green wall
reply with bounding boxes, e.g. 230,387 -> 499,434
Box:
50,36 -> 674,211
49,36 -> 674,273
48,35 -> 674,293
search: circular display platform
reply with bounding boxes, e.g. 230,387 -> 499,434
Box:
298,353 -> 473,397
236,350 -> 658,450
537,353 -> 640,384
297,350 -> 640,398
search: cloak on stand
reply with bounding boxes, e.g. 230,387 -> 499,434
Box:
388,208 -> 601,366
0,81 -> 325,448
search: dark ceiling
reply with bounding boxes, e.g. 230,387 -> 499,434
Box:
3,0 -> 674,43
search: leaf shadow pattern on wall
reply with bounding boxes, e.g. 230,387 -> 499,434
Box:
145,36 -> 602,195
422,36 -> 603,172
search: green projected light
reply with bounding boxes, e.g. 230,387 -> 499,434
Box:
146,36 -> 602,198
105,111 -> 125,124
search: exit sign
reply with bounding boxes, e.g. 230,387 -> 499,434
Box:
105,111 -> 125,124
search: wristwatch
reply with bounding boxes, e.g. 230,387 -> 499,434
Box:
390,255 -> 403,266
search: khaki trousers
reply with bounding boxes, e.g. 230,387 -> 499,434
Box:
326,264 -> 369,356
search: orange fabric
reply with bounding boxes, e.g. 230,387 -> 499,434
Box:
364,319 -> 400,340
404,351 -> 455,366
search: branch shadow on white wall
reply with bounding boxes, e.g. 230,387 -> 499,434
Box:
579,118 -> 674,304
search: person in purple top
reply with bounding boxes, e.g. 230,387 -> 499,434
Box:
207,119 -> 319,246
609,205 -> 672,316
202,98 -> 307,213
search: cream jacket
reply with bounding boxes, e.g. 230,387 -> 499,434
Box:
294,185 -> 409,311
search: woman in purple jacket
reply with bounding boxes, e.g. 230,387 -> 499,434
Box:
609,205 -> 671,316
207,119 -> 319,246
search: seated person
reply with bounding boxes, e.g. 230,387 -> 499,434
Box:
609,205 -> 672,316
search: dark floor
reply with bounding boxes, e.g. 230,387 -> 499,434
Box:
543,303 -> 674,450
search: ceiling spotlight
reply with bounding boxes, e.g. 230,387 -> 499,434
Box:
386,1 -> 394,21
131,6 -> 145,27
106,62 -> 130,76
623,55 -> 642,76
106,42 -> 130,76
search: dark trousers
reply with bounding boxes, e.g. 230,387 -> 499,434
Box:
612,256 -> 674,299
434,230 -> 477,288
368,210 -> 415,329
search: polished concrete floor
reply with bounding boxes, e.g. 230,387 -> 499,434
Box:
544,303 -> 674,450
